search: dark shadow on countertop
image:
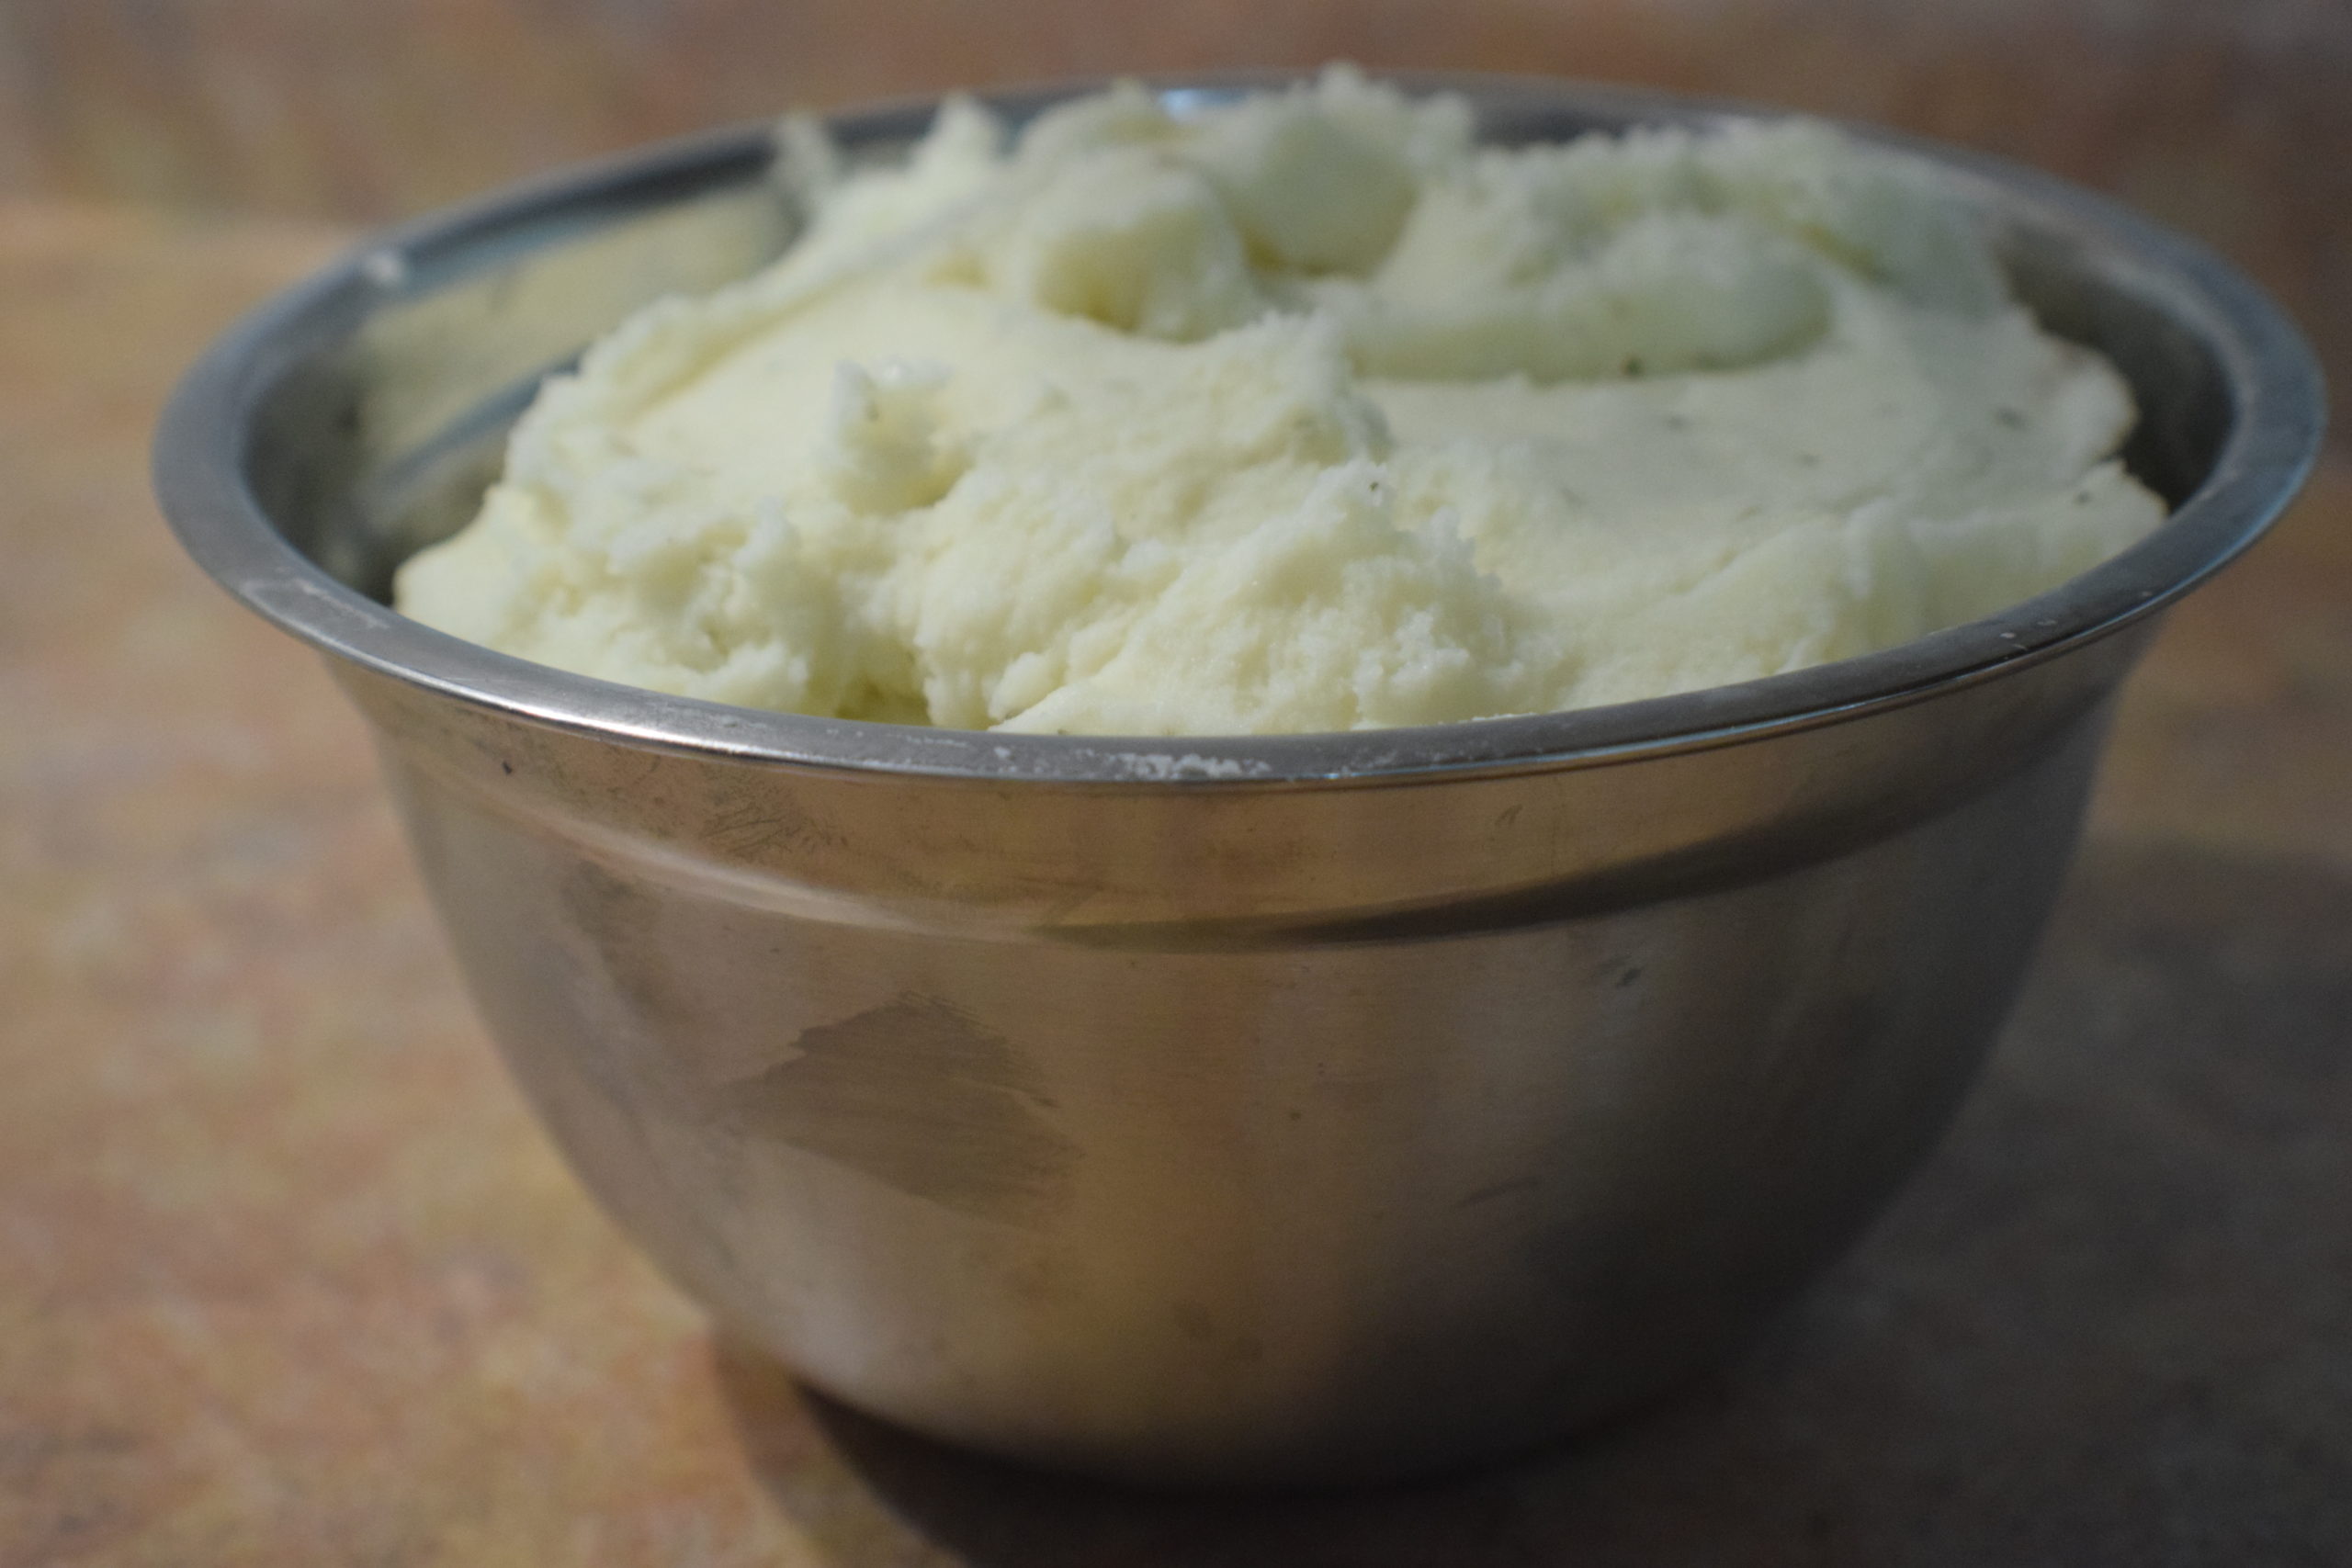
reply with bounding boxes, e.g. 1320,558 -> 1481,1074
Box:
714,839 -> 2352,1567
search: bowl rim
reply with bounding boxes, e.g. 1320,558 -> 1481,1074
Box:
152,68 -> 2326,787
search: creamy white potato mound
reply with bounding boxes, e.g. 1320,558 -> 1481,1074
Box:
393,69 -> 2165,735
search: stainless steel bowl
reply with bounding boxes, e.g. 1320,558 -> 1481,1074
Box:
153,73 -> 2323,1486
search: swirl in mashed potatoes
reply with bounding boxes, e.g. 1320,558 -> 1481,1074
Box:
394,69 -> 2164,735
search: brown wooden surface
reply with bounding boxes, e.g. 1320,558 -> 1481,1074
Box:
1,198 -> 2347,1565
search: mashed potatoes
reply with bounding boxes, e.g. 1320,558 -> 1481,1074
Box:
393,69 -> 2165,735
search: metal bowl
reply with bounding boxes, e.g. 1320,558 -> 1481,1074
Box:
153,73 -> 2323,1486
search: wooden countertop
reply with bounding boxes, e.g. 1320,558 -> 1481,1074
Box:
2,202 -> 2346,1566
